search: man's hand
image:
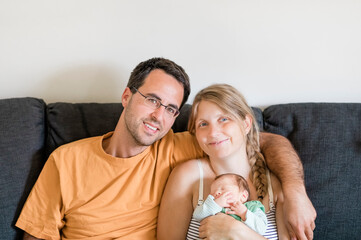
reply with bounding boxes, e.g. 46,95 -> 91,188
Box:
260,132 -> 316,239
283,187 -> 317,240
199,213 -> 266,240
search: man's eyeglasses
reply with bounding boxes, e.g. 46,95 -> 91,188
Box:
132,87 -> 180,117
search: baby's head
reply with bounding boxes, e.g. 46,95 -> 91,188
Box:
211,173 -> 250,203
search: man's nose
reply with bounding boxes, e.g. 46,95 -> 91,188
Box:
151,106 -> 166,120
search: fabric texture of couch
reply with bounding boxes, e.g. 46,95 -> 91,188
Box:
0,97 -> 360,239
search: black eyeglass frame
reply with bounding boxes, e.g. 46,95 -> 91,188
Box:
132,87 -> 180,117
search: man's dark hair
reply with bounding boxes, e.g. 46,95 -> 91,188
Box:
127,57 -> 191,109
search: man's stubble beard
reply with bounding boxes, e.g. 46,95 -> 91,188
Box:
123,102 -> 165,147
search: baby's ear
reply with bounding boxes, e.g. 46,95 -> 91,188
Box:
240,190 -> 249,202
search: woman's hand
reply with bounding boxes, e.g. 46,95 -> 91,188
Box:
199,213 -> 266,240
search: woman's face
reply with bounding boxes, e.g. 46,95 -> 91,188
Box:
194,100 -> 250,160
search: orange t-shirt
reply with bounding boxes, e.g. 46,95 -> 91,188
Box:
16,130 -> 202,239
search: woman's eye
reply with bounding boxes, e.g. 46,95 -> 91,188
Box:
198,122 -> 207,127
220,117 -> 228,122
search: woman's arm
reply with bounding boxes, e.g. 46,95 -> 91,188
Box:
271,174 -> 290,240
260,132 -> 316,240
199,213 -> 267,240
157,160 -> 198,240
276,197 -> 292,240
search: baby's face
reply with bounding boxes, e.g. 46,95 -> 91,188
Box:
210,177 -> 243,203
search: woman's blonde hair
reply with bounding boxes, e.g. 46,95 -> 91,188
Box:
188,84 -> 268,200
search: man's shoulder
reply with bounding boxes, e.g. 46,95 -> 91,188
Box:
161,130 -> 194,142
157,130 -> 203,165
47,135 -> 106,169
52,134 -> 105,156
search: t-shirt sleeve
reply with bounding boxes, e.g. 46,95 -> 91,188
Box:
244,208 -> 268,235
193,195 -> 222,221
171,131 -> 204,167
15,154 -> 64,239
243,201 -> 268,235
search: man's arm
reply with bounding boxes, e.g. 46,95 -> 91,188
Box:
260,132 -> 304,186
260,132 -> 317,240
16,155 -> 63,239
23,232 -> 42,240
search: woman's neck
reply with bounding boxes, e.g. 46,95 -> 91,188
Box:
209,150 -> 252,179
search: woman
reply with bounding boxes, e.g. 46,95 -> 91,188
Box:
158,84 -> 289,239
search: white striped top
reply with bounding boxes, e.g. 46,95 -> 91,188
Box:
186,160 -> 278,240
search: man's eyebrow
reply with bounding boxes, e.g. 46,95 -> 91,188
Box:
146,93 -> 180,110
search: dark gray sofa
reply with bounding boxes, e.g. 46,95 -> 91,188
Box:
1,97 -> 360,239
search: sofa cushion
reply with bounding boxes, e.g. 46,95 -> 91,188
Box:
46,102 -> 122,156
252,107 -> 263,132
263,103 -> 361,240
46,103 -> 199,155
0,97 -> 46,239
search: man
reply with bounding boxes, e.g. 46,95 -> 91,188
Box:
17,57 -> 316,239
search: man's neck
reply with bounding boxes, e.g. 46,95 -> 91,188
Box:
102,121 -> 148,158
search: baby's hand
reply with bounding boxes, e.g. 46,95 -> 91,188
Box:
227,201 -> 248,221
213,192 -> 233,208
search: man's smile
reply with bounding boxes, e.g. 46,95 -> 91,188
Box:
144,122 -> 160,133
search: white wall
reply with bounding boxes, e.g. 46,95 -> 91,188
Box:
1,0 -> 360,108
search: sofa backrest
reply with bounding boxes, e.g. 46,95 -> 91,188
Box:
263,103 -> 361,239
0,98 -> 47,239
46,102 -> 122,157
46,101 -> 263,156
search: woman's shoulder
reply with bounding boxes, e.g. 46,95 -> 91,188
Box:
165,158 -> 209,198
171,158 -> 207,181
175,157 -> 211,168
173,158 -> 211,174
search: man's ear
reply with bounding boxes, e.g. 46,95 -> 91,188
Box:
121,87 -> 132,108
243,114 -> 253,135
